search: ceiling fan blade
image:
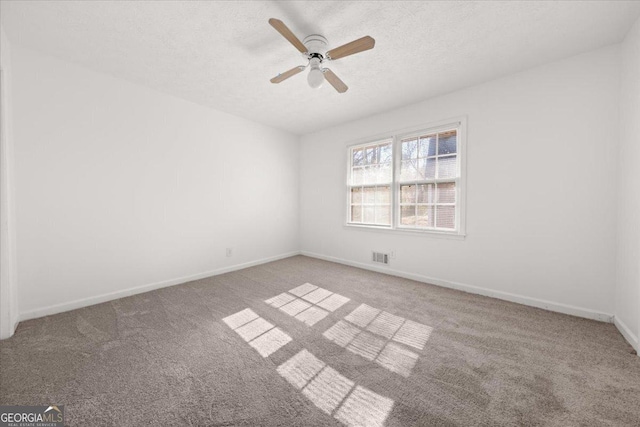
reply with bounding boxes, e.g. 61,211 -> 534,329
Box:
323,69 -> 348,93
326,36 -> 375,60
270,66 -> 305,84
269,18 -> 308,54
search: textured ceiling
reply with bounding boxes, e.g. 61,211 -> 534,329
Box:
2,1 -> 640,135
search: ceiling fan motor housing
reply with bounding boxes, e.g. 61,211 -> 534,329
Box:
303,34 -> 328,59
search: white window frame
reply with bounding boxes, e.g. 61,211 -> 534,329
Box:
345,138 -> 394,229
345,117 -> 466,239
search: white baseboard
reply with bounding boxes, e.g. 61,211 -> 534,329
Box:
613,316 -> 639,354
19,251 -> 301,322
301,251 -> 614,323
11,311 -> 19,336
0,300 -> 20,340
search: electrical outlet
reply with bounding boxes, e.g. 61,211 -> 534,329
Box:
390,251 -> 396,259
226,248 -> 233,257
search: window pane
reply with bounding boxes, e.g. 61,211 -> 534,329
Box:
400,160 -> 421,181
416,158 -> 436,180
422,158 -> 436,179
400,206 -> 416,226
419,135 -> 436,158
351,167 -> 363,185
351,187 -> 362,204
365,147 -> 376,165
437,182 -> 456,203
436,205 -> 455,229
352,185 -> 392,225
376,186 -> 390,204
438,131 -> 457,155
417,159 -> 426,179
378,163 -> 392,183
363,186 -> 376,203
363,206 -> 375,223
400,185 -> 416,203
380,144 -> 392,163
363,165 -> 379,185
375,205 -> 390,225
401,139 -> 418,160
417,184 -> 435,204
417,205 -> 434,228
437,155 -> 457,179
352,149 -> 364,166
351,206 -> 362,223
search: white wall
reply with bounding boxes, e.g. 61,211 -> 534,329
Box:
5,28 -> 636,347
615,16 -> 640,352
300,46 -> 621,320
0,26 -> 19,338
11,46 -> 299,319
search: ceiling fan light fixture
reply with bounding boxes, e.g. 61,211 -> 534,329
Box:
307,59 -> 324,89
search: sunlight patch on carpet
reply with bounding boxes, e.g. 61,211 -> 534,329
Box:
366,311 -> 404,339
375,342 -> 419,377
222,308 -> 259,330
316,293 -> 350,312
344,304 -> 381,328
277,349 -> 326,389
295,306 -> 330,326
264,284 -> 350,327
223,308 -> 291,358
302,288 -> 333,304
280,299 -> 313,316
249,327 -> 292,357
289,283 -> 318,297
265,292 -> 296,308
302,366 -> 355,415
324,303 -> 429,377
334,385 -> 394,427
347,331 -> 386,361
323,320 -> 361,347
392,320 -> 433,350
278,349 -> 394,426
235,317 -> 274,342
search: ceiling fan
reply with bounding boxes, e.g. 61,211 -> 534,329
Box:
268,18 -> 375,93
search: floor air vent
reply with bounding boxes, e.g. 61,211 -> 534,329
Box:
372,252 -> 389,265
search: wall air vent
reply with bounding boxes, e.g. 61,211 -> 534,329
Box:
372,252 -> 389,265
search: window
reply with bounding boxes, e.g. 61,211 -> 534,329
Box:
346,120 -> 465,236
348,139 -> 393,226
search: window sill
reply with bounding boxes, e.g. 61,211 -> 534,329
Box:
343,223 -> 466,240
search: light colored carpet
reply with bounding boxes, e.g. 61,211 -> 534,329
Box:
1,255 -> 639,426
